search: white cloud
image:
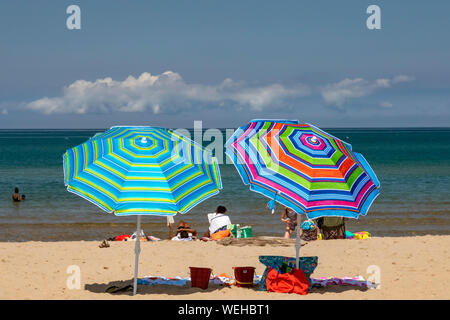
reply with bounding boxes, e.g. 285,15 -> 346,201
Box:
26,71 -> 311,114
320,75 -> 414,106
392,75 -> 415,83
1,109 -> 8,115
24,72 -> 416,114
380,101 -> 393,108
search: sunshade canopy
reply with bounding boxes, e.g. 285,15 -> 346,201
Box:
225,119 -> 380,219
63,126 -> 222,216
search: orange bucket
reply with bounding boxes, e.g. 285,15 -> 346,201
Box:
233,266 -> 255,287
189,267 -> 212,289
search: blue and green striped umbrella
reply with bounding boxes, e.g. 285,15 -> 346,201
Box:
63,126 -> 222,216
63,126 -> 222,294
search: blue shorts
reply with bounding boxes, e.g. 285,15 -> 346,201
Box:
213,225 -> 228,234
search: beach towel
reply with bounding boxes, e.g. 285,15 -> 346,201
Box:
138,274 -> 262,286
115,234 -> 130,241
311,276 -> 376,288
137,274 -> 375,289
266,267 -> 309,295
207,213 -> 231,234
171,233 -> 193,241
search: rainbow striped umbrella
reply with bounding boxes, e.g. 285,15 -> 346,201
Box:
63,126 -> 222,294
225,119 -> 380,219
225,120 -> 380,267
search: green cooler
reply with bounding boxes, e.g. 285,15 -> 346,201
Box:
240,226 -> 252,238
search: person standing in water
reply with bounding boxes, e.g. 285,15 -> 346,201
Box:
12,187 -> 21,202
281,206 -> 298,238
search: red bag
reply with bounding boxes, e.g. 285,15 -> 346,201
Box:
266,267 -> 310,295
115,234 -> 130,241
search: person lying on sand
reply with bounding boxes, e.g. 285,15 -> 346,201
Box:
169,220 -> 197,241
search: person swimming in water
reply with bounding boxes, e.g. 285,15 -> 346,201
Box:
12,187 -> 21,202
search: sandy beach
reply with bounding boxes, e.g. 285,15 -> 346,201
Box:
0,235 -> 449,300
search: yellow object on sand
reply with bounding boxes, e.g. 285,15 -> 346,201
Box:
317,232 -> 323,240
353,231 -> 371,240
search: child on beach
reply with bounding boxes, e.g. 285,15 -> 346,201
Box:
281,207 -> 298,239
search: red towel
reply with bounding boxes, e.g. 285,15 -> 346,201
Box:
115,234 -> 130,241
266,267 -> 310,295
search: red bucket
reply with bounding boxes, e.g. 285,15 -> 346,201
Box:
233,266 -> 255,288
189,267 -> 212,290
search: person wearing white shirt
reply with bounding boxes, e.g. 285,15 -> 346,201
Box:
203,206 -> 231,238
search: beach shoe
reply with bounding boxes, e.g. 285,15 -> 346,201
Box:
106,284 -> 133,293
105,285 -> 119,293
99,240 -> 110,248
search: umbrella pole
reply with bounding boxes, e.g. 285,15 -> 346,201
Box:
295,224 -> 301,269
133,215 -> 141,296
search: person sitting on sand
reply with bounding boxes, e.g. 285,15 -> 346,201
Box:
203,206 -> 232,239
12,187 -> 21,202
169,220 -> 197,241
281,206 -> 298,239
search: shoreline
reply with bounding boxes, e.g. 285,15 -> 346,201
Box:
0,235 -> 449,299
1,231 -> 450,243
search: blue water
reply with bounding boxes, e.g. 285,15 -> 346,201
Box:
1,128 -> 449,241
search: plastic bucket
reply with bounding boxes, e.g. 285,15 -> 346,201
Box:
233,266 -> 255,287
240,226 -> 252,238
189,267 -> 212,289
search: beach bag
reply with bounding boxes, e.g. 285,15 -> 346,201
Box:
301,228 -> 318,241
266,267 -> 309,295
211,229 -> 232,241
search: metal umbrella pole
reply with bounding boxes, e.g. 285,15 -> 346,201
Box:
295,224 -> 301,270
133,215 -> 141,296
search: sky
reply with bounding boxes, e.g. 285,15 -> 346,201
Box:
0,0 -> 449,128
